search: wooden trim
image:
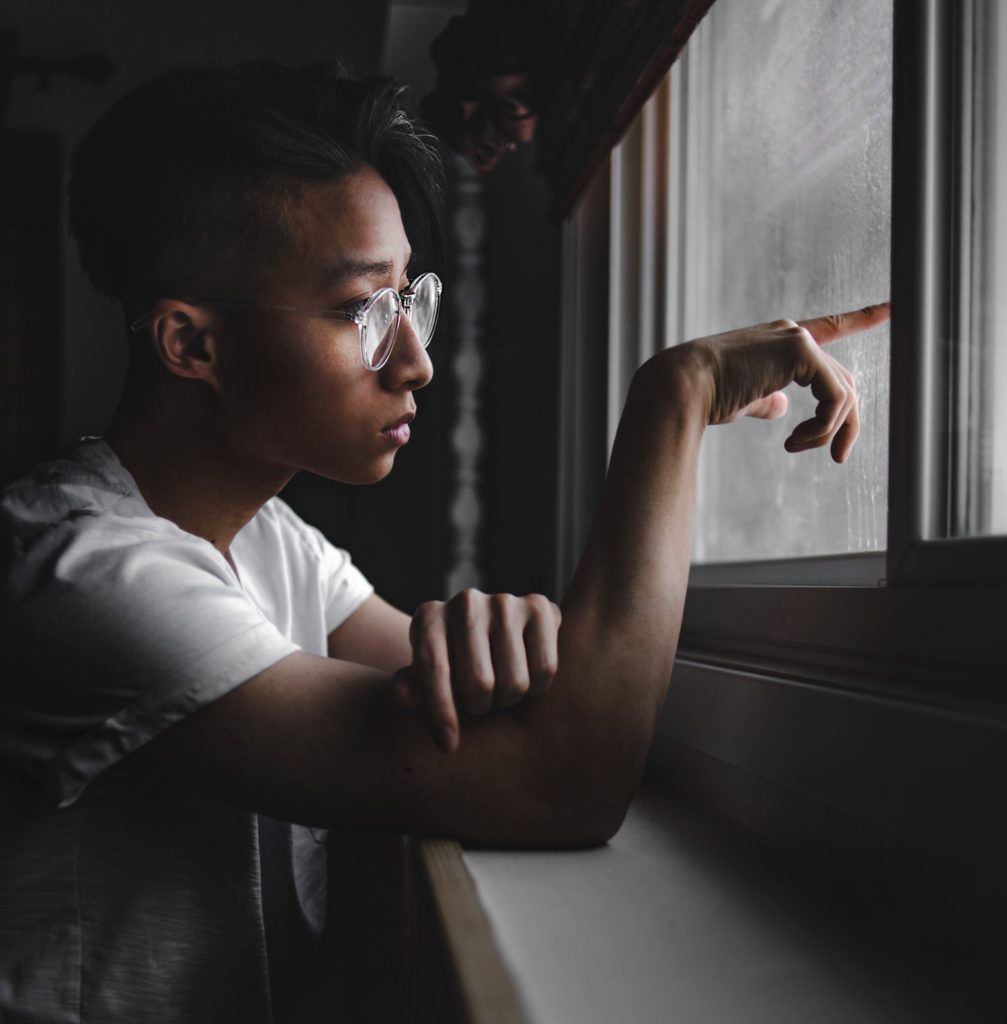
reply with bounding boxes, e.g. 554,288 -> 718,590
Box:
414,838 -> 529,1024
887,0 -> 957,579
539,0 -> 715,219
688,553 -> 887,587
656,659 -> 1007,887
680,583 -> 1006,701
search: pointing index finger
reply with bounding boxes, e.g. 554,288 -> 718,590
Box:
798,301 -> 890,346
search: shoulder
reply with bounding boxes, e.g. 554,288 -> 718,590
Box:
1,439 -> 140,540
2,441 -> 233,607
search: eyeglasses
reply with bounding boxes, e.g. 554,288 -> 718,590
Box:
129,272 -> 443,372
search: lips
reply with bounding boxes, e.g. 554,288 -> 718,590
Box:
381,412 -> 415,431
380,411 -> 415,446
385,409 -> 417,430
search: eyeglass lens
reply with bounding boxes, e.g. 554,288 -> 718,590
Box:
363,290 -> 401,369
362,275 -> 441,369
408,275 -> 441,349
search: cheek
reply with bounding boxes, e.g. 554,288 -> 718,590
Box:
218,325 -> 367,440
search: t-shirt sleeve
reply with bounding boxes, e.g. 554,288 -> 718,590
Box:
1,515 -> 299,809
318,534 -> 374,634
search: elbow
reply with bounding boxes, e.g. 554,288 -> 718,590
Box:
527,722 -> 648,847
541,764 -> 636,847
558,804 -> 629,848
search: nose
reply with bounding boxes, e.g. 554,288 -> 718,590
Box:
379,311 -> 433,391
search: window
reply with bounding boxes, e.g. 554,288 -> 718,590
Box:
555,0 -> 1005,872
559,0 -> 1007,590
602,0 -> 894,578
676,0 -> 892,565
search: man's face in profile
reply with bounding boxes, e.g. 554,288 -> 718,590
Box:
201,165 -> 433,485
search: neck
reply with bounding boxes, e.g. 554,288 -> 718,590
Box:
105,381 -> 293,555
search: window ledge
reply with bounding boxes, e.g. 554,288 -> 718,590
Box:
448,785 -> 1003,1024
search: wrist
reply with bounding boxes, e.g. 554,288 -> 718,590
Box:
631,343 -> 715,428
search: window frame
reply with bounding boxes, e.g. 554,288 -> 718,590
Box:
557,0 -> 1007,645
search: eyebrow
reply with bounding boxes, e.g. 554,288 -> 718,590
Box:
322,252 -> 413,286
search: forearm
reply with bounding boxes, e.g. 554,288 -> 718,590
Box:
522,351 -> 709,832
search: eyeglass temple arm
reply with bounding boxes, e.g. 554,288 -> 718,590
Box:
128,298 -> 360,333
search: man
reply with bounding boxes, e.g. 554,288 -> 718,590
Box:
0,62 -> 887,1022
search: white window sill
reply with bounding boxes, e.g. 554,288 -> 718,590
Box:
454,784 -> 1001,1024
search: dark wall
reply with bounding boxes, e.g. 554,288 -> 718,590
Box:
480,148 -> 561,599
0,131 -> 61,485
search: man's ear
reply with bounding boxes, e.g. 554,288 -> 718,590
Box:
145,298 -> 223,391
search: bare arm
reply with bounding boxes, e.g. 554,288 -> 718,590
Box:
327,593 -> 413,671
131,306 -> 887,845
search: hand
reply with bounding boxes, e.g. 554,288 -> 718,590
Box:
656,302 -> 890,463
394,590 -> 562,753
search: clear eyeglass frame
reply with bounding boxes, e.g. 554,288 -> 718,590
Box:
128,271 -> 443,372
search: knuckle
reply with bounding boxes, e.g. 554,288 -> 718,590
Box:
453,587 -> 485,626
468,670 -> 495,696
464,676 -> 494,712
498,676 -> 531,707
528,652 -> 558,688
790,327 -> 817,360
414,600 -> 441,623
490,591 -> 517,617
772,318 -> 798,330
411,601 -> 443,638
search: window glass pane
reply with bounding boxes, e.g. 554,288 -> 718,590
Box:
678,0 -> 893,563
959,0 -> 1007,536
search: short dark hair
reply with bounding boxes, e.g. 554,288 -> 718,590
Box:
68,61 -> 445,322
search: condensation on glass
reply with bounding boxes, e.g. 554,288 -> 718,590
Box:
957,0 -> 1007,536
675,0 -> 893,562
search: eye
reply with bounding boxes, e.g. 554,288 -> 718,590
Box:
341,297 -> 370,317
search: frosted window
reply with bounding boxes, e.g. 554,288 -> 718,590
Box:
677,0 -> 893,562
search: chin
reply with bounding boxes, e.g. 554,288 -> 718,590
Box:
312,452 -> 397,486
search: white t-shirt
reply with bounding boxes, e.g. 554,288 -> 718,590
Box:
0,438 -> 374,1023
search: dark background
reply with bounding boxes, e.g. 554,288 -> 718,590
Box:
0,0 -> 561,611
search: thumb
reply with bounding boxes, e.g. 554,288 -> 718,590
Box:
743,391 -> 789,420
